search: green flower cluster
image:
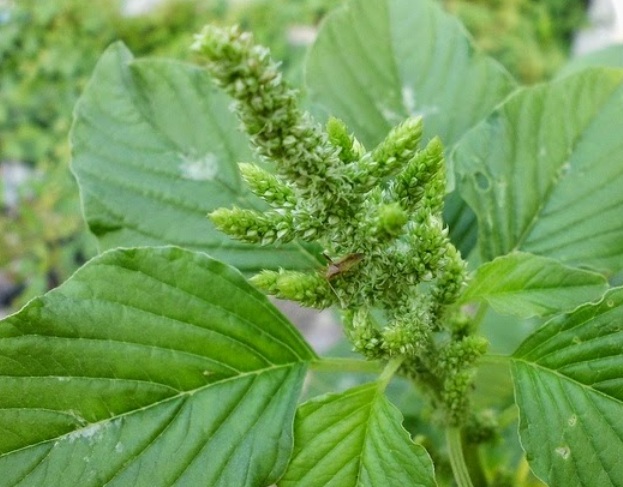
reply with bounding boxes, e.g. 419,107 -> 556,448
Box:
192,25 -> 486,425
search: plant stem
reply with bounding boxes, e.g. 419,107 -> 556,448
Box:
462,436 -> 489,487
309,357 -> 384,374
446,427 -> 474,487
378,357 -> 404,389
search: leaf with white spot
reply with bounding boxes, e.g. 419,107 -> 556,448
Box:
455,68 -> 623,274
305,0 -> 516,256
511,287 -> 623,486
279,382 -> 436,487
71,42 -> 319,274
0,247 -> 315,486
307,0 -> 515,149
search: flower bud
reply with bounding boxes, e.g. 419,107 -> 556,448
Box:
250,269 -> 335,308
392,137 -> 444,213
372,116 -> 423,170
209,207 -> 294,244
377,202 -> 408,238
238,163 -> 296,207
326,117 -> 358,163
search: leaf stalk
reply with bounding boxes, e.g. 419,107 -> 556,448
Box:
310,357 -> 384,374
446,427 -> 474,487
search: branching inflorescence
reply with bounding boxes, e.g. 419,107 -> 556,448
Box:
192,25 -> 487,425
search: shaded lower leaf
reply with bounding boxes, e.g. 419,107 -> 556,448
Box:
479,307 -> 539,355
279,382 -> 436,487
444,190 -> 478,261
511,287 -> 623,486
0,247 -> 315,486
460,252 -> 608,318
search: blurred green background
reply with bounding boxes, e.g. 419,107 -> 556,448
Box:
0,0 -> 591,312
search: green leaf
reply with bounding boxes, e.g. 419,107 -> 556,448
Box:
511,287 -> 623,486
71,42 -> 319,273
455,68 -> 623,274
557,44 -> 623,79
460,252 -> 608,318
0,247 -> 316,486
479,307 -> 540,355
306,0 -> 515,257
306,0 -> 515,149
279,382 -> 436,487
444,190 -> 479,258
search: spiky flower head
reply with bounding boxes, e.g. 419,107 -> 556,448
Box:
194,25 -> 486,426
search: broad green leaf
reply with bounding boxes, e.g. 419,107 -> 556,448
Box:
279,382 -> 436,487
71,42 -> 319,273
306,0 -> 515,149
557,44 -> 623,79
511,287 -> 623,486
306,0 -> 515,256
455,68 -> 623,274
0,247 -> 316,486
460,252 -> 608,318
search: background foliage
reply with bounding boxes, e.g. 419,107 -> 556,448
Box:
0,0 -> 590,311
0,0 -> 338,308
444,0 -> 588,83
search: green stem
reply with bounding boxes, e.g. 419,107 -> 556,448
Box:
446,427 -> 474,487
310,357 -> 384,374
378,357 -> 404,390
462,437 -> 489,487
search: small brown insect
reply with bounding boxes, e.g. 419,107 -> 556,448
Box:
323,252 -> 365,280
